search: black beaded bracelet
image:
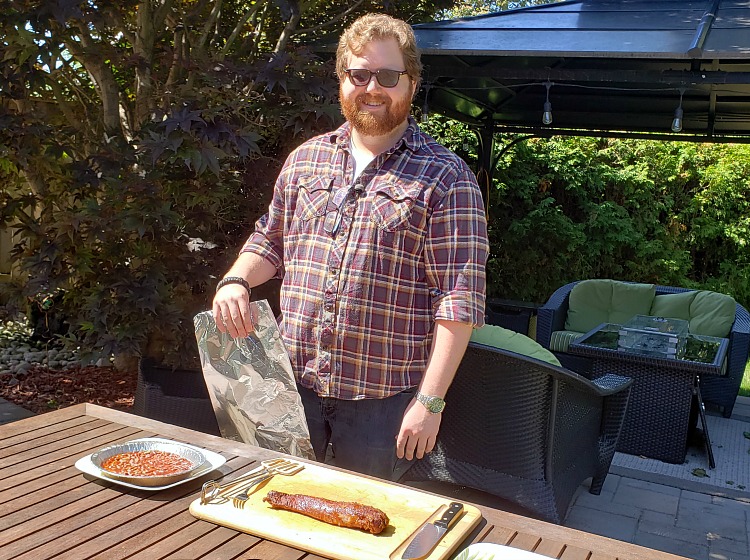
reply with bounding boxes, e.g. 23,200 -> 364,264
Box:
215,276 -> 251,295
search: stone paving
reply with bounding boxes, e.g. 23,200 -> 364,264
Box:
565,398 -> 750,560
566,472 -> 750,560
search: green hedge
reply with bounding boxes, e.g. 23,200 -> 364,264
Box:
425,118 -> 750,311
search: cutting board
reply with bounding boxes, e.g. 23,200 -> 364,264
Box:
189,461 -> 482,560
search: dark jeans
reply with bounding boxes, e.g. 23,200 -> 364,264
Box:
298,384 -> 416,481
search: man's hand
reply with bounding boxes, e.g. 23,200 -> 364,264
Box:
213,252 -> 276,337
212,284 -> 254,338
396,398 -> 441,461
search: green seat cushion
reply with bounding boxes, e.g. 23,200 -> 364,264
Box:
549,330 -> 585,353
651,290 -> 736,337
471,324 -> 562,366
565,279 -> 655,333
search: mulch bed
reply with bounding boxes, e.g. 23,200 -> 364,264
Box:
0,365 -> 137,415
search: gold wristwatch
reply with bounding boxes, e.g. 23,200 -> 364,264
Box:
415,391 -> 446,413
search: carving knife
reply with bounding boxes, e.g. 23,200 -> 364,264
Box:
402,502 -> 464,559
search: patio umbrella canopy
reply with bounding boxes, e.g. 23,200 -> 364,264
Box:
412,0 -> 750,144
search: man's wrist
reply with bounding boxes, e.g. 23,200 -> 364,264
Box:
216,276 -> 251,295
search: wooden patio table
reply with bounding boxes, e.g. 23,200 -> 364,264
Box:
0,403 -> 687,560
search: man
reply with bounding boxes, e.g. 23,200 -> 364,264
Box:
213,13 -> 488,480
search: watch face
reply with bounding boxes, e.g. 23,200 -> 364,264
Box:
431,400 -> 445,413
417,392 -> 445,413
425,396 -> 445,413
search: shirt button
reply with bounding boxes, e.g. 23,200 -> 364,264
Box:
320,329 -> 333,345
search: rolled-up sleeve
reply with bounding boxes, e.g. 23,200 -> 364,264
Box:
425,169 -> 489,327
241,169 -> 290,279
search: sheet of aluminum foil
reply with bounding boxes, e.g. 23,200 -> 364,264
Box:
194,302 -> 314,460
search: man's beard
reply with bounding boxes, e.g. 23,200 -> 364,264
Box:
340,88 -> 412,136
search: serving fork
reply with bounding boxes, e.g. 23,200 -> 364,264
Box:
200,458 -> 301,505
232,459 -> 304,508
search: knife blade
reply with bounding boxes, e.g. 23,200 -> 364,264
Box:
402,502 -> 464,559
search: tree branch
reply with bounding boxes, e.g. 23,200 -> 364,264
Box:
292,0 -> 366,36
273,0 -> 301,55
100,6 -> 136,46
165,25 -> 186,92
196,0 -> 223,55
134,0 -> 156,127
64,28 -> 123,137
239,1 -> 271,59
221,3 -> 262,58
154,0 -> 176,29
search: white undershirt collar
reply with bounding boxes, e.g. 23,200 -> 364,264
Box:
350,136 -> 376,179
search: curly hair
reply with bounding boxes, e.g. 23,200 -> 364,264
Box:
336,13 -> 422,91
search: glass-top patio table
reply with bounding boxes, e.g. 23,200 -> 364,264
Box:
569,323 -> 728,467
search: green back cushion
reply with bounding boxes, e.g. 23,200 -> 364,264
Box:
649,290 -> 695,321
651,291 -> 736,337
565,279 -> 656,333
471,324 -> 562,367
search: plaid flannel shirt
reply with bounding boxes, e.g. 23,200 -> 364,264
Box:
242,118 -> 488,400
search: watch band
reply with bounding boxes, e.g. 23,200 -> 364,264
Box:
215,276 -> 251,295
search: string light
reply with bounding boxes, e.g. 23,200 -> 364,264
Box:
542,81 -> 553,125
421,80 -> 694,133
672,88 -> 685,133
421,85 -> 431,124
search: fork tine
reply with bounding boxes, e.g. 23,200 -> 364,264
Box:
263,458 -> 293,468
230,460 -> 303,508
263,458 -> 299,471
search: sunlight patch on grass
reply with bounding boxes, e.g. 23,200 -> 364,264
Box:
741,360 -> 750,397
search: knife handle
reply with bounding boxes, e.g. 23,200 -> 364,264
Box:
433,502 -> 463,530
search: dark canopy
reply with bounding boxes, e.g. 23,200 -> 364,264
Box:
412,0 -> 750,143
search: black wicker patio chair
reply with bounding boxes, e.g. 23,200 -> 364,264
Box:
536,281 -> 750,417
400,342 -> 632,524
132,357 -> 221,435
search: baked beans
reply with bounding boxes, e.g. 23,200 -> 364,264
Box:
100,450 -> 194,477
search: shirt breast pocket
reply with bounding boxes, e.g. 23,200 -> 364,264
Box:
370,181 -> 423,232
296,176 -> 333,222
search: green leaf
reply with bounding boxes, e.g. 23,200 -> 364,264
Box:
691,468 -> 709,478
199,142 -> 229,176
163,108 -> 205,135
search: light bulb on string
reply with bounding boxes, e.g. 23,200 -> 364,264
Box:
542,81 -> 553,125
421,85 -> 431,124
421,100 -> 429,124
671,107 -> 683,133
672,88 -> 685,133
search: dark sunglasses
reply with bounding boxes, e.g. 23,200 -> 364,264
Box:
344,68 -> 408,88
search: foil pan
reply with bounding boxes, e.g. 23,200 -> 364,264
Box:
194,302 -> 315,460
90,439 -> 207,487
